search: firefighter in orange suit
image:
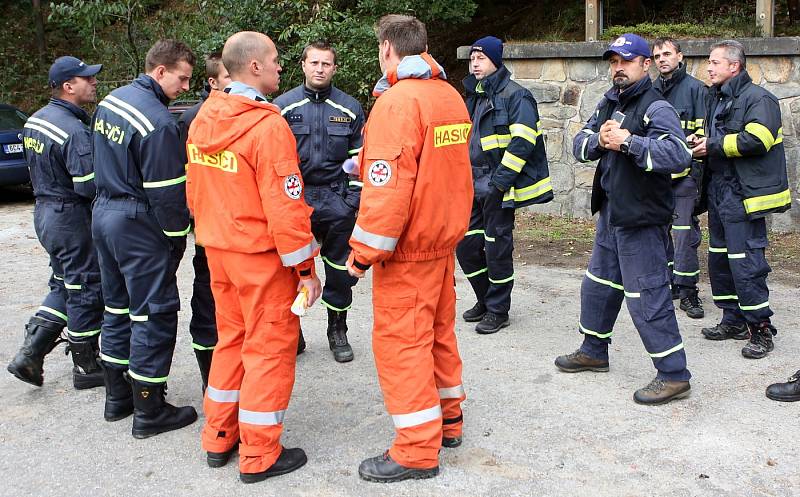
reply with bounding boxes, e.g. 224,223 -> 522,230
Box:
186,31 -> 321,485
346,14 -> 473,483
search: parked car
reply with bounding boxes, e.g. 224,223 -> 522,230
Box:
168,99 -> 199,121
0,103 -> 30,187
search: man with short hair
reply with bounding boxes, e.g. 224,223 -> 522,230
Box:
7,56 -> 104,390
274,41 -> 365,363
177,51 -> 231,392
188,31 -> 321,483
652,37 -> 707,319
92,39 -> 198,437
689,40 -> 790,358
555,34 -> 694,405
457,36 -> 552,334
346,14 -> 472,482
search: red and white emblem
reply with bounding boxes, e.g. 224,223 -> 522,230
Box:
368,160 -> 392,186
284,174 -> 302,199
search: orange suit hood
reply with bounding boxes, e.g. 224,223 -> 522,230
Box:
189,92 -> 278,154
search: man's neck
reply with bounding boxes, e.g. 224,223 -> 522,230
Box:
56,95 -> 84,108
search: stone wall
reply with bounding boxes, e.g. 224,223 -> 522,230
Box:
458,38 -> 800,231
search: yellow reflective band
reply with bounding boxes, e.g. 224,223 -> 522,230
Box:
464,267 -> 488,278
130,314 -> 149,322
100,353 -> 129,365
727,253 -> 746,259
579,323 -> 613,339
667,261 -> 674,266
480,134 -> 511,151
509,123 -> 540,145
708,246 -> 727,253
643,115 -> 651,125
501,151 -> 525,173
53,274 -> 64,280
723,133 -> 741,157
585,270 -> 624,291
163,224 -> 191,237
325,99 -> 356,120
484,234 -> 496,242
695,127 -> 705,137
67,328 -> 101,337
504,177 -> 553,203
128,370 -> 168,383
624,291 -> 641,298
73,172 -> 95,183
321,299 -> 351,312
744,122 -> 780,151
489,274 -> 514,284
649,342 -> 684,358
191,342 -> 215,351
64,282 -> 82,290
105,306 -> 129,314
476,81 -> 484,93
673,269 -> 700,277
348,180 -> 363,187
671,167 -> 691,179
743,188 -> 791,214
695,119 -> 704,129
280,98 -> 309,116
322,256 -> 348,271
39,306 -> 67,322
465,229 -> 484,236
672,225 -> 691,230
739,301 -> 769,311
712,294 -> 738,300
143,175 -> 186,188
348,147 -> 362,156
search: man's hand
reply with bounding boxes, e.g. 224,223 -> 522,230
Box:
597,120 -> 617,149
691,136 -> 708,158
600,120 -> 631,152
346,259 -> 366,279
297,275 -> 322,306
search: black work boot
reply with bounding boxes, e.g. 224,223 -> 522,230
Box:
68,339 -> 104,390
131,381 -> 198,439
7,315 -> 65,387
442,413 -> 463,448
208,441 -> 239,468
358,451 -> 439,483
701,322 -> 749,341
103,366 -> 134,422
462,302 -> 487,322
194,349 -> 213,394
475,312 -> 509,334
678,288 -> 704,319
239,447 -> 308,483
766,370 -> 800,402
327,309 -> 354,363
742,322 -> 776,359
633,377 -> 691,405
554,350 -> 609,373
297,328 -> 306,356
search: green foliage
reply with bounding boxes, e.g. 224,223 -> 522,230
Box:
604,21 -> 761,40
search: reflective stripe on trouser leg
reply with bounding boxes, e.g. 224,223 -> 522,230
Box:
616,223 -> 690,382
483,195 -> 515,316
189,244 -> 218,349
578,209 -> 624,361
706,181 -> 745,323
202,248 -> 299,474
456,196 -> 489,303
671,179 -> 701,288
373,257 -> 452,469
312,197 -> 359,311
719,215 -> 772,323
432,254 -> 465,439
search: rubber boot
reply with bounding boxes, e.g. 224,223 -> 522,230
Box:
68,339 -> 104,390
103,365 -> 134,422
131,380 -> 198,439
194,349 -> 213,394
7,315 -> 65,387
327,309 -> 353,363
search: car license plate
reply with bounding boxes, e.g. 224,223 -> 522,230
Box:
3,143 -> 23,154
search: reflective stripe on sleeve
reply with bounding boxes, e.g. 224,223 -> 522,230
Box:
239,408 -> 285,425
649,342 -> 684,358
438,385 -> 465,399
743,188 -> 791,214
579,129 -> 594,162
671,167 -> 690,180
501,151 -> 525,173
391,405 -> 442,429
352,224 -> 398,251
73,172 -> 95,183
745,123 -> 782,151
503,177 -> 552,203
279,239 -> 319,267
480,134 -> 511,151
206,386 -> 240,403
509,122 -> 541,145
143,175 -> 187,188
722,133 -> 741,157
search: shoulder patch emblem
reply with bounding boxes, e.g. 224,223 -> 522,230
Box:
368,160 -> 392,187
284,174 -> 303,199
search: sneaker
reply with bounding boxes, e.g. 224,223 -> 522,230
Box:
462,302 -> 487,323
633,377 -> 691,405
554,350 -> 609,373
742,323 -> 776,359
701,322 -> 749,341
475,312 -> 509,334
678,289 -> 704,319
765,370 -> 800,402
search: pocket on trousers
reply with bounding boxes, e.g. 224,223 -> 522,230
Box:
80,271 -> 103,306
374,292 -> 417,343
637,270 -> 671,322
743,236 -> 771,279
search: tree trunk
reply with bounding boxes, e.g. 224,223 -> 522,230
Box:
31,0 -> 46,62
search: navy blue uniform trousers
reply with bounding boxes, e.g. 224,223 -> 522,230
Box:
578,206 -> 690,382
668,176 -> 701,290
189,243 -> 217,350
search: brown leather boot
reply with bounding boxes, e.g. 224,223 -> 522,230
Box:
554,350 -> 609,373
633,377 -> 691,405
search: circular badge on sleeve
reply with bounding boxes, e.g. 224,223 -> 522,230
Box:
368,160 -> 392,186
284,174 -> 303,199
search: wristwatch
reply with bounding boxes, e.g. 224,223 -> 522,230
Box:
619,135 -> 633,155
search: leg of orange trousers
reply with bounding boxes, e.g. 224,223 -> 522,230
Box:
235,252 -> 299,474
202,248 -> 244,453
432,254 -> 465,439
373,259 -> 442,469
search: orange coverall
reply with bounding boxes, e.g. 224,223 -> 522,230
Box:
186,89 -> 318,474
348,53 -> 474,469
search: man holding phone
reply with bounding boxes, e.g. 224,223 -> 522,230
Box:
555,34 -> 694,405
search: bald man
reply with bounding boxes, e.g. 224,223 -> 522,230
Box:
186,31 -> 321,483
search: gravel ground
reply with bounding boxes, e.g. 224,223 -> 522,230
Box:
1,190 -> 798,497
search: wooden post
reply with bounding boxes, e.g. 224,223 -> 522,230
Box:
757,0 -> 775,37
586,0 -> 602,42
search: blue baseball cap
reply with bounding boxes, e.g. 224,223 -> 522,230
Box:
48,56 -> 103,88
602,33 -> 651,60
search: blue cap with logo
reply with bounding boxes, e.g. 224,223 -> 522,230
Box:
602,33 -> 651,61
470,36 -> 504,69
48,56 -> 103,88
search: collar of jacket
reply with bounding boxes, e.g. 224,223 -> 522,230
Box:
199,87 -> 210,101
303,83 -> 332,102
372,52 -> 447,96
604,74 -> 653,106
716,70 -> 752,99
49,97 -> 90,125
224,81 -> 268,102
654,61 -> 687,94
462,64 -> 510,97
133,74 -> 171,106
